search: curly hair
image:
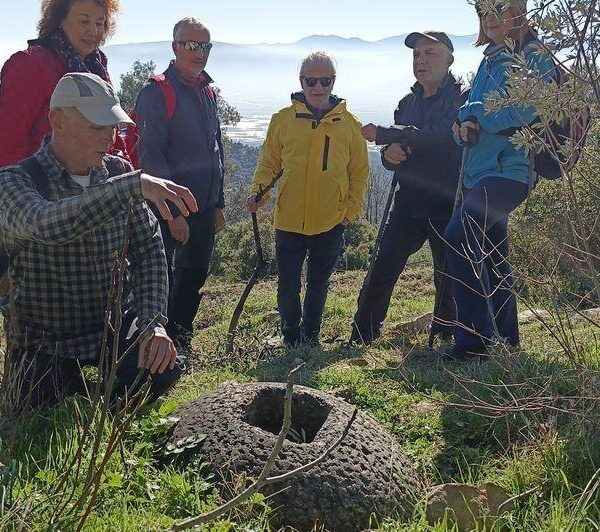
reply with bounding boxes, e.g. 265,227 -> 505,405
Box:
37,0 -> 120,45
299,51 -> 337,76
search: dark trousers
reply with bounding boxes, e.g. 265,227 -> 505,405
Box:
444,178 -> 528,351
353,214 -> 454,342
159,208 -> 216,345
276,225 -> 345,344
4,310 -> 186,412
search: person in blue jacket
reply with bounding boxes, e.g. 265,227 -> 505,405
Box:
446,0 -> 555,358
134,17 -> 225,349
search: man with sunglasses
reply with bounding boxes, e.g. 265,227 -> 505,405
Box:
248,51 -> 369,347
351,31 -> 468,346
133,17 -> 225,350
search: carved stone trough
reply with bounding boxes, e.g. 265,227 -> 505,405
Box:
170,382 -> 423,531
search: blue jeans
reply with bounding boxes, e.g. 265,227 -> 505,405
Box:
276,225 -> 345,344
444,178 -> 528,351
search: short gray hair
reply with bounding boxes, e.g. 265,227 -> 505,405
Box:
173,17 -> 210,41
300,51 -> 337,76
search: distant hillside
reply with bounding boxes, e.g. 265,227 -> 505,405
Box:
104,33 -> 482,144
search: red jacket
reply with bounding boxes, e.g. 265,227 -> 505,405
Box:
0,45 -> 128,167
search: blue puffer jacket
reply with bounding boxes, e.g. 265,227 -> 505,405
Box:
458,33 -> 555,189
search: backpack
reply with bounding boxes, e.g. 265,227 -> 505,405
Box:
0,157 -> 50,298
513,42 -> 591,180
125,74 -> 177,170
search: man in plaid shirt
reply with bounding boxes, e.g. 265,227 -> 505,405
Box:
0,73 -> 197,410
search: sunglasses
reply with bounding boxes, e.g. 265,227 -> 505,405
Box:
301,76 -> 334,88
175,40 -> 213,53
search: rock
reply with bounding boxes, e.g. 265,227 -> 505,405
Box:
392,312 -> 433,336
170,382 -> 423,532
518,309 -> 551,324
518,307 -> 600,326
264,335 -> 284,348
480,482 -> 514,516
572,307 -> 600,323
426,482 -> 512,531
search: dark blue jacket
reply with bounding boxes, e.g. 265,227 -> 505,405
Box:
135,63 -> 224,214
378,74 -> 467,220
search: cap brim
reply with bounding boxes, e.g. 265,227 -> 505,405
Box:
405,32 -> 441,49
78,104 -> 135,127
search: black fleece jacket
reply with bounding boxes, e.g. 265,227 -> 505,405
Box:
379,74 -> 468,220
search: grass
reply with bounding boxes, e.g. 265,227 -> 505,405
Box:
1,246 -> 600,530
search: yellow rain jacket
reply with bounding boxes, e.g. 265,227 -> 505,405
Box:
251,93 -> 369,236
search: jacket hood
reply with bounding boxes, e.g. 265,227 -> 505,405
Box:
290,92 -> 346,116
483,30 -> 539,59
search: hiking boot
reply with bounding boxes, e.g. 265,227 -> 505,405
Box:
349,322 -> 379,345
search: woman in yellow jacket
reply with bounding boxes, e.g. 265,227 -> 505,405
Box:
248,51 -> 369,346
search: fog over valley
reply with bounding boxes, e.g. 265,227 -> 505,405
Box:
103,34 -> 482,145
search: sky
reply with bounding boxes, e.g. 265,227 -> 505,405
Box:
0,0 -> 479,61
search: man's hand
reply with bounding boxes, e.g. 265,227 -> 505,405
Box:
383,143 -> 410,165
361,123 -> 378,142
140,174 -> 198,222
139,326 -> 177,375
215,208 -> 225,233
341,217 -> 350,227
453,120 -> 480,145
168,215 -> 189,244
246,194 -> 268,213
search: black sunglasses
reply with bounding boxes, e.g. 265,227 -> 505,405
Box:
301,76 -> 334,88
175,40 -> 213,53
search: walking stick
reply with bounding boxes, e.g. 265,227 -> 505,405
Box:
428,128 -> 480,348
427,147 -> 468,348
226,170 -> 283,355
354,175 -> 398,330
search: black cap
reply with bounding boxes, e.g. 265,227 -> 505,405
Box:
405,31 -> 454,53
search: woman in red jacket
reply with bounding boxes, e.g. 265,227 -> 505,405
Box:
0,0 -> 125,167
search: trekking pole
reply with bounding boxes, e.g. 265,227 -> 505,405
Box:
353,175 -> 398,329
226,170 -> 283,356
428,128 -> 478,349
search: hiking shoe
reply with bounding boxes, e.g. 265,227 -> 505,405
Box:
349,323 -> 379,345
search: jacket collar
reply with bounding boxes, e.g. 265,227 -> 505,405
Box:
290,92 -> 346,121
410,73 -> 459,99
168,61 -> 214,88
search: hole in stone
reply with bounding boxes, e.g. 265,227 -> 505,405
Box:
243,388 -> 332,444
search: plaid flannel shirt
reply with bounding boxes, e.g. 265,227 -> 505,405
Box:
0,138 -> 168,360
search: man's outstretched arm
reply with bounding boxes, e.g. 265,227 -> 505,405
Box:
0,168 -> 197,246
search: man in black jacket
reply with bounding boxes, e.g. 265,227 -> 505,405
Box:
351,31 -> 468,345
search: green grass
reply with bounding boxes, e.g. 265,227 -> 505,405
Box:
1,248 -> 600,531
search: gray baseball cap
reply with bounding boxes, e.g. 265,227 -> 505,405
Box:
50,72 -> 134,126
405,31 -> 454,53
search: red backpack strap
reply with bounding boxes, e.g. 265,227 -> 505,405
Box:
150,74 -> 177,120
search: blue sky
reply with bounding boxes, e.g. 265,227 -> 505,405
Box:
1,0 -> 478,52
